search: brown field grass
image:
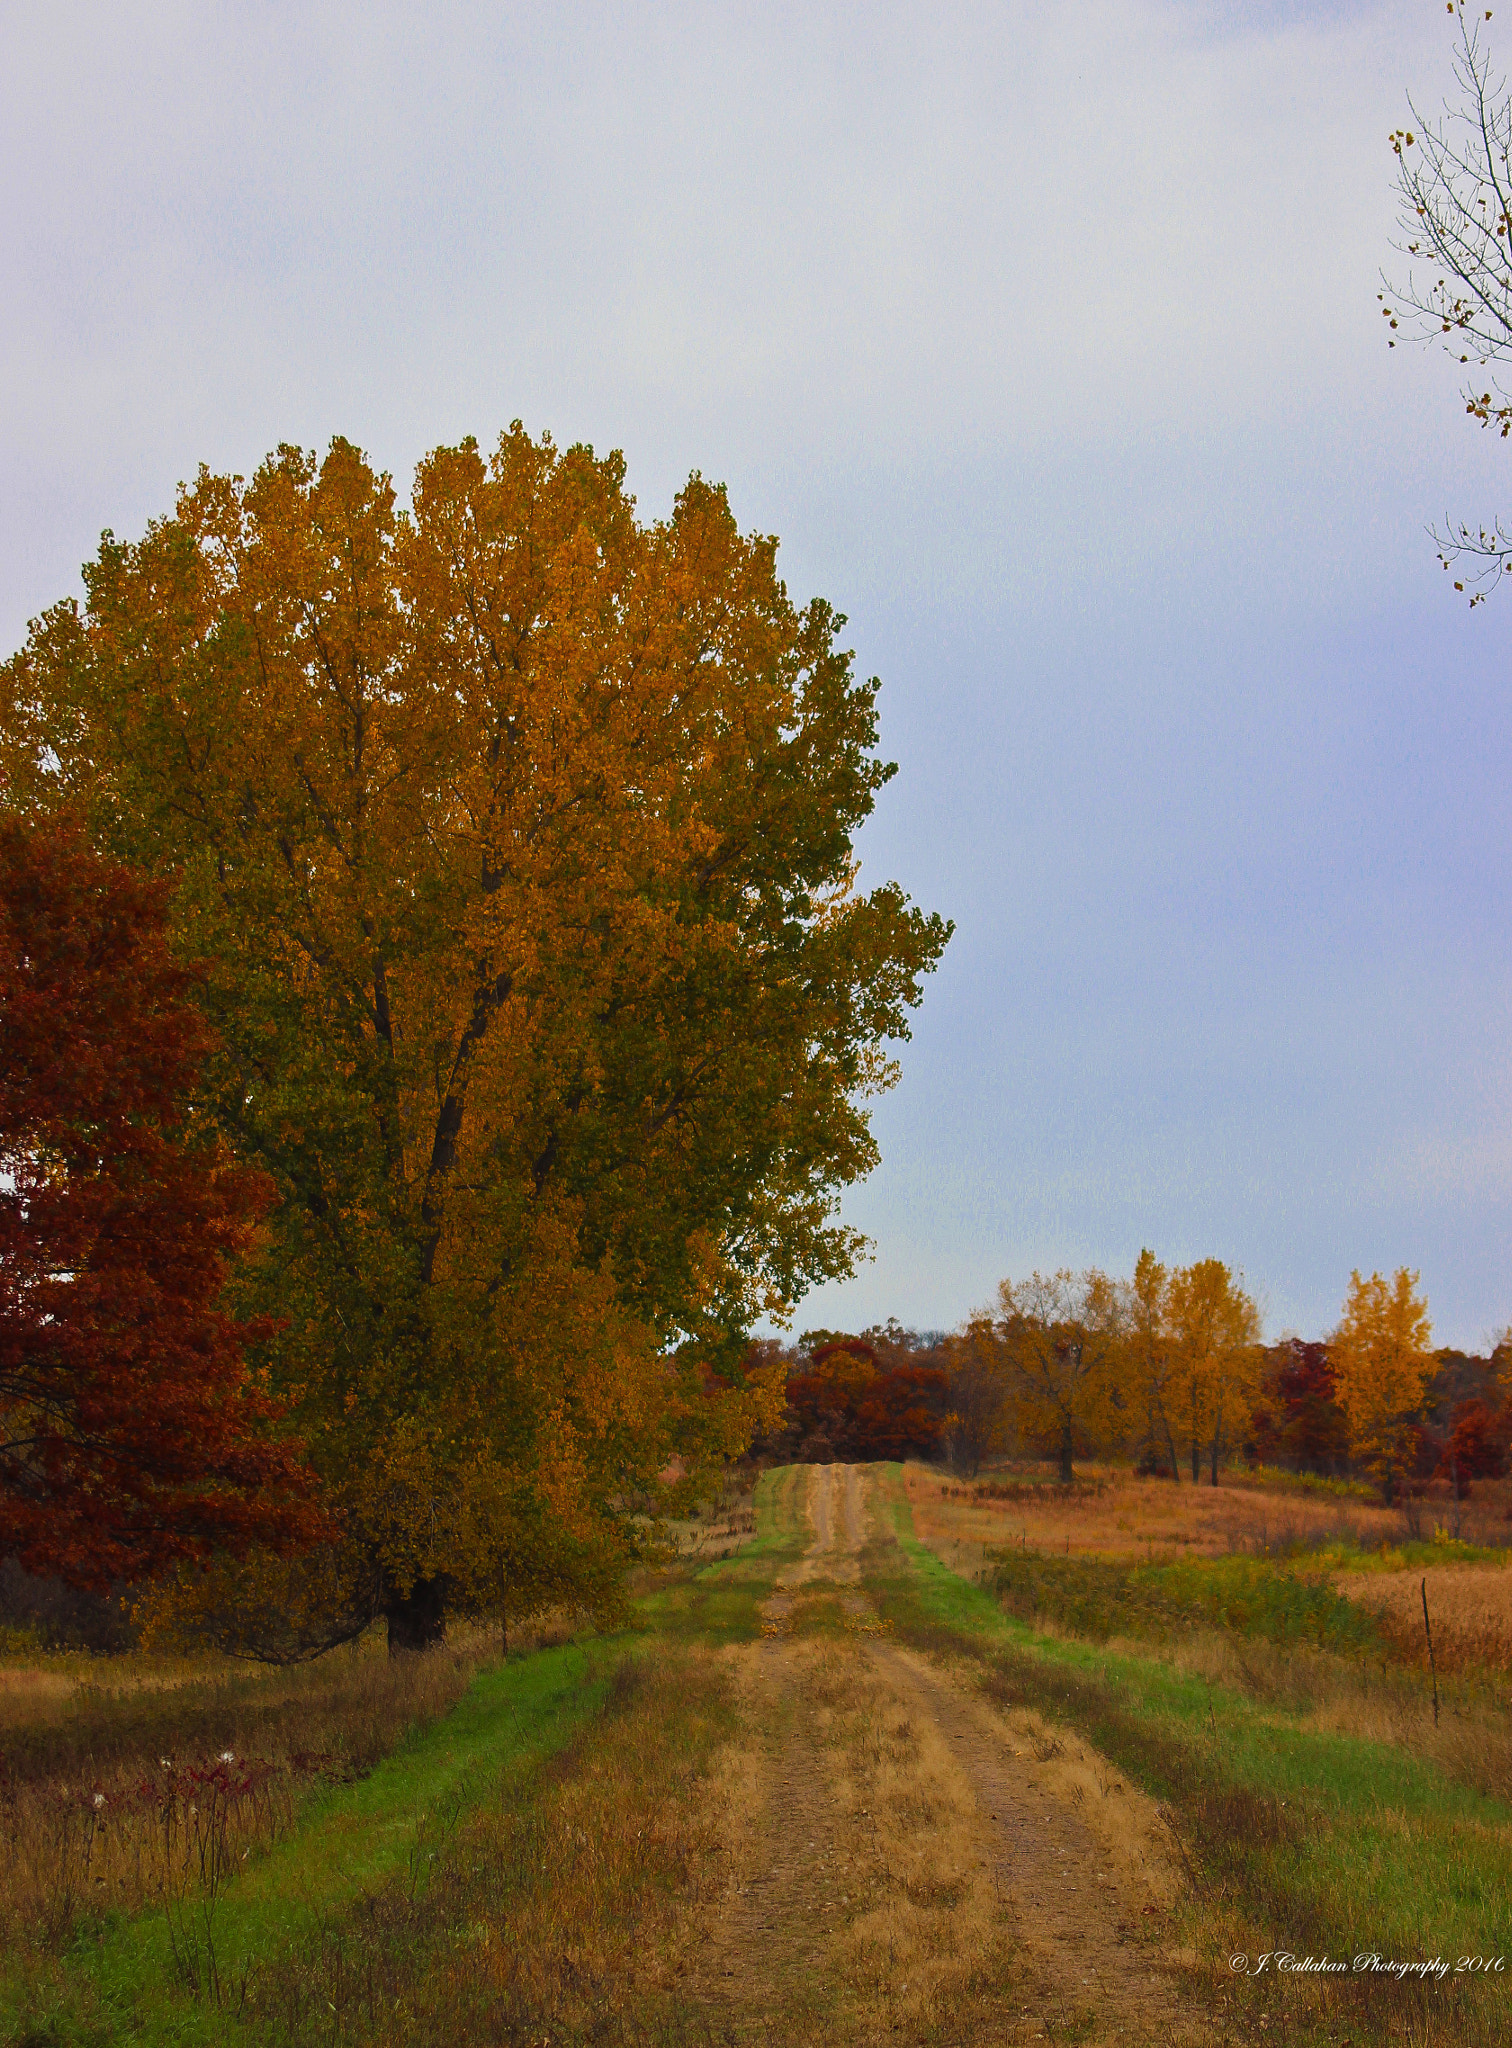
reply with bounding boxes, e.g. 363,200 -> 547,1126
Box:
906,1458 -> 1512,1806
903,1460 -> 1512,1564
1162,1626 -> 1512,1802
668,1466 -> 760,1565
0,1631 -> 495,1951
1335,1563 -> 1512,1673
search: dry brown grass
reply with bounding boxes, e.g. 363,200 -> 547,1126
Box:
799,1636 -> 1016,2039
906,1460 -> 1512,1812
904,1460 -> 1435,1563
1335,1563 -> 1512,1672
662,1466 -> 761,1568
1157,1627 -> 1512,1802
0,1632 -> 492,1951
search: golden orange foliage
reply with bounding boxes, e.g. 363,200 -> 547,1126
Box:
1,426 -> 948,1647
996,1270 -> 1127,1480
1330,1268 -> 1434,1500
1165,1258 -> 1262,1487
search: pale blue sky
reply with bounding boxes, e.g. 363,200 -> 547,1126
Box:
4,1 -> 1509,1345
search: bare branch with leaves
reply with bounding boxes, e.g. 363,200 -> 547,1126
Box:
1381,5 -> 1512,599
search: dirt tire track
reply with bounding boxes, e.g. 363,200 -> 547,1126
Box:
689,1463 -> 1202,2045
689,1652 -> 846,2036
871,1640 -> 1194,2040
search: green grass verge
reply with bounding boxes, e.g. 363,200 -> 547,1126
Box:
5,1469 -> 805,2048
633,1462 -> 808,1647
985,1546 -> 1391,1658
228,1649 -> 742,2048
869,1463 -> 1512,2046
1304,1536 -> 1510,1572
4,1643 -> 615,2047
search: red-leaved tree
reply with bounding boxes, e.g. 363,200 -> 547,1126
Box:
1436,1396 -> 1509,1499
783,1339 -> 946,1461
1247,1340 -> 1350,1476
0,818 -> 321,1589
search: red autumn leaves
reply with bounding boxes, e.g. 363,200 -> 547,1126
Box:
0,819 -> 320,1589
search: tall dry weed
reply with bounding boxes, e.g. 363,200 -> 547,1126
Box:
1335,1565 -> 1512,1673
0,1634 -> 490,1952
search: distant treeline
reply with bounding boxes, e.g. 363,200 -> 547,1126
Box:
745,1261 -> 1511,1506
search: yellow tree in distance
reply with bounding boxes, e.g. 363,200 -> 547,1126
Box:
1166,1259 -> 1262,1487
1330,1268 -> 1434,1502
1127,1249 -> 1181,1481
996,1270 -> 1127,1482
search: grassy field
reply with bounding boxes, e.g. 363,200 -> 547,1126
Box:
0,1483 -> 808,2047
896,1460 -> 1512,2044
1,1459 -> 1508,2046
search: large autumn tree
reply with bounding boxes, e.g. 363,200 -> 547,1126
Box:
1,426 -> 949,1649
0,817 -> 318,1590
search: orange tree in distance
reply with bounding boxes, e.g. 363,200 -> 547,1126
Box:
0,818 -> 319,1592
1,428 -> 950,1651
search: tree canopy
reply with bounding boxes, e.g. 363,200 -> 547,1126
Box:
0,426 -> 950,1648
1330,1267 -> 1434,1502
997,1270 -> 1127,1482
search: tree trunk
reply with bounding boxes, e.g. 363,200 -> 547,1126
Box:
1190,1439 -> 1201,1484
1058,1427 -> 1074,1483
1164,1420 -> 1181,1483
384,1574 -> 449,1656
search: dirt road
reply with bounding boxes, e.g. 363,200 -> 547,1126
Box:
690,1463 -> 1202,2046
